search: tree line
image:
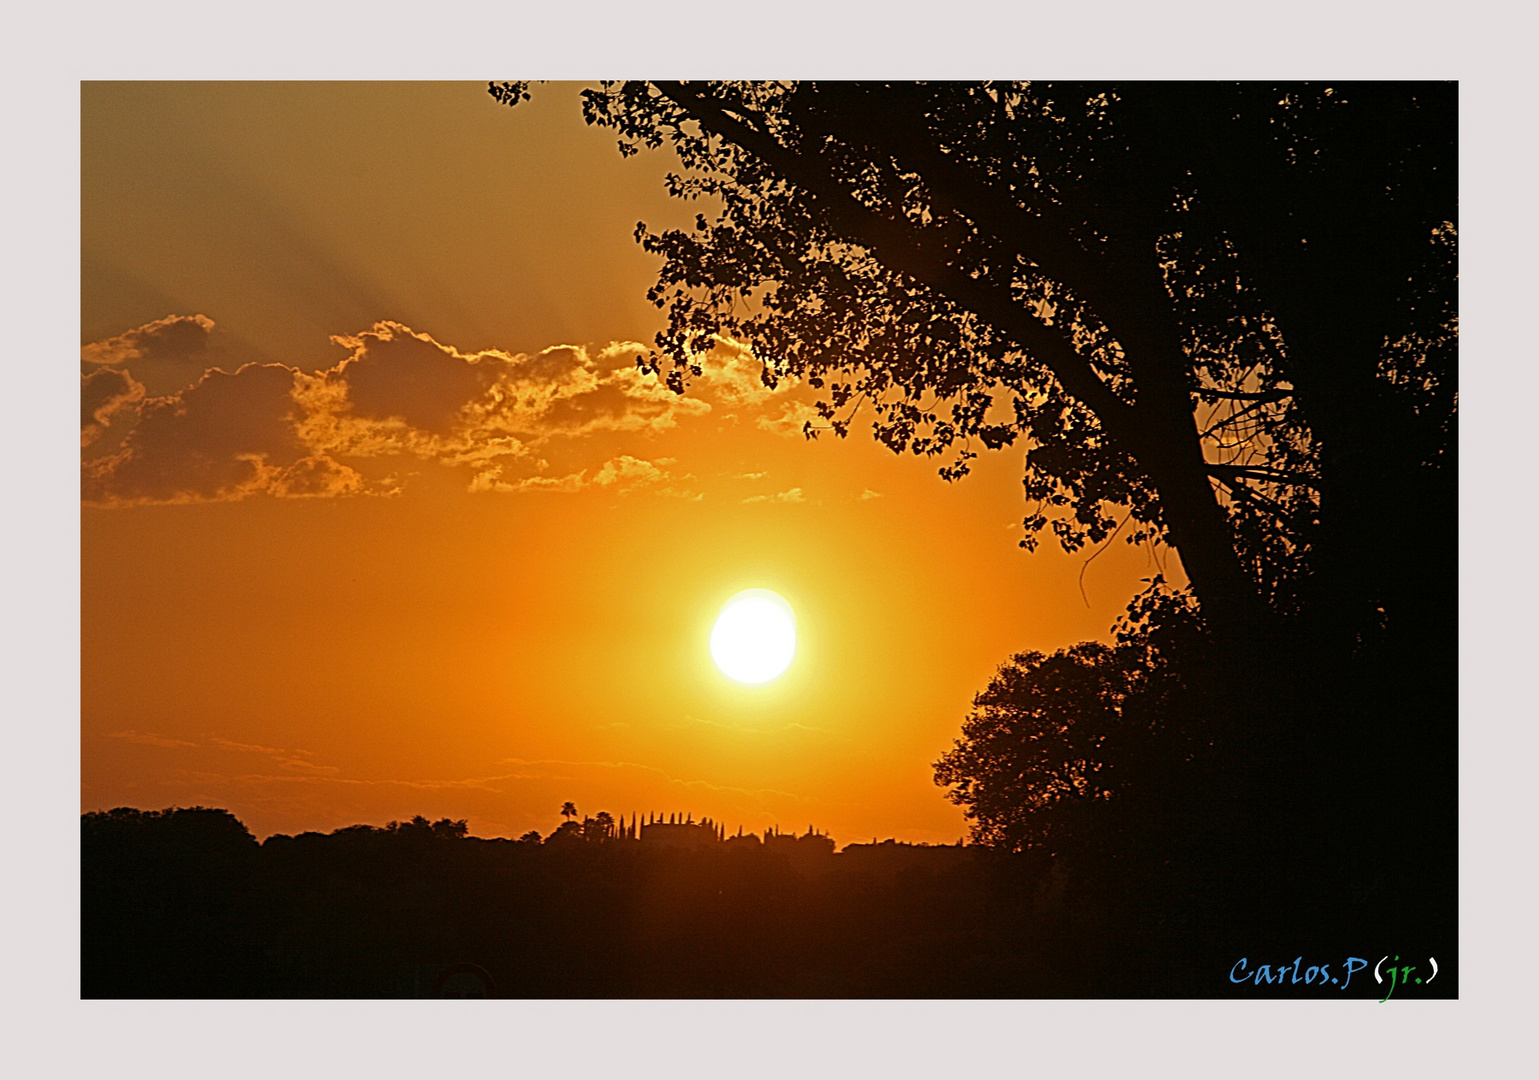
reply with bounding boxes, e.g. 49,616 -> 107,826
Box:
82,804 -> 1449,997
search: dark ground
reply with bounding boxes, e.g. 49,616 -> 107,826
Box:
81,807 -> 1455,999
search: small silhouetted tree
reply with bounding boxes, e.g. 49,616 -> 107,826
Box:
935,644 -> 1133,853
546,820 -> 583,844
431,817 -> 469,839
934,577 -> 1207,854
590,811 -> 615,842
560,801 -> 577,823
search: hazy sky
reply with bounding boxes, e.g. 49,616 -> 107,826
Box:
81,82 -> 1182,844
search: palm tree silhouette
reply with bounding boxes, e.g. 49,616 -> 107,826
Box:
560,801 -> 577,823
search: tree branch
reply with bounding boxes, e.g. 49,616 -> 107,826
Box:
813,86 -> 1179,365
1211,473 -> 1312,529
653,81 -> 1143,439
1199,389 -> 1293,403
1205,462 -> 1318,488
1198,394 -> 1289,439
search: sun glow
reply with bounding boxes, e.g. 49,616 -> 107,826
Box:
709,589 -> 797,684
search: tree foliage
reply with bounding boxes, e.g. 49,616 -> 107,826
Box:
934,576 -> 1208,852
518,81 -> 1456,649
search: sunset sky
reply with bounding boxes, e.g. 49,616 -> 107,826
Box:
81,81 -> 1185,845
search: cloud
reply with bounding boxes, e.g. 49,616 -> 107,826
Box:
83,363 -> 357,507
591,455 -> 702,499
81,313 -> 230,398
469,455 -> 701,499
593,454 -> 666,490
693,336 -> 781,408
531,345 -> 708,436
80,319 -> 794,507
108,729 -> 341,775
209,736 -> 338,774
307,326 -> 707,455
81,366 -> 144,447
742,486 -> 806,504
328,322 -> 494,432
757,400 -> 824,438
81,313 -> 215,368
263,455 -> 368,499
296,326 -> 713,493
858,488 -> 883,501
469,467 -> 587,494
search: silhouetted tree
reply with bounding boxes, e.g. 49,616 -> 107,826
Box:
81,807 -> 260,997
934,574 -> 1209,853
935,644 -> 1130,852
384,815 -> 469,840
560,801 -> 577,822
487,81 -> 1457,960
546,820 -> 583,844
494,81 -> 1455,668
432,817 -> 470,839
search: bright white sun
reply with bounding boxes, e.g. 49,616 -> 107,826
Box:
710,589 -> 797,684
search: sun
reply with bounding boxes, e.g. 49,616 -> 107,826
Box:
709,589 -> 797,684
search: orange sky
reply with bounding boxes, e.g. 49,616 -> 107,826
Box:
81,82 -> 1184,845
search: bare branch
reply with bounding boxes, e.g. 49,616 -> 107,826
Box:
1197,388 -> 1293,403
1205,462 -> 1317,488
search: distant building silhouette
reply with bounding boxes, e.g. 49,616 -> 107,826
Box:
633,815 -> 842,855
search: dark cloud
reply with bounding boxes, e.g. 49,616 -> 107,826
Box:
81,313 -> 226,397
81,313 -> 215,368
83,362 -> 361,506
328,323 -> 494,433
81,366 -> 144,447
